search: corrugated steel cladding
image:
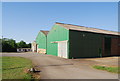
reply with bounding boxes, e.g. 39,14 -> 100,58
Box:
47,25 -> 69,56
36,31 -> 47,49
111,37 -> 120,56
69,30 -> 102,59
39,22 -> 119,59
69,30 -> 119,59
36,31 -> 49,53
31,23 -> 117,58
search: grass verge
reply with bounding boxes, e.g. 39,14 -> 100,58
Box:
2,56 -> 33,79
93,65 -> 120,73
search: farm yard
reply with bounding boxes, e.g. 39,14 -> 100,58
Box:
2,2 -> 120,80
2,52 -> 119,79
73,57 -> 119,73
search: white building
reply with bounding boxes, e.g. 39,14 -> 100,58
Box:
31,41 -> 38,52
17,48 -> 32,52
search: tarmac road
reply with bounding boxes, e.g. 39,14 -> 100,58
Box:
2,52 -> 118,79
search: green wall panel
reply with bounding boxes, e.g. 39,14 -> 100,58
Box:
69,30 -> 102,58
36,32 -> 47,49
47,25 -> 69,56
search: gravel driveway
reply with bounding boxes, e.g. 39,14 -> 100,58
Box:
2,52 -> 118,79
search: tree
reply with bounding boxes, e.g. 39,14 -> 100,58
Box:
27,43 -> 31,48
17,40 -> 27,48
1,38 -> 31,52
2,38 -> 17,52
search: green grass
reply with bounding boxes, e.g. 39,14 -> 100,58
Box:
93,65 -> 120,73
2,56 -> 33,79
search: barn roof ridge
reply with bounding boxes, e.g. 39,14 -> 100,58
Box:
40,30 -> 49,35
55,22 -> 119,36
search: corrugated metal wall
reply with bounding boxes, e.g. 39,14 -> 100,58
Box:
118,37 -> 120,54
111,36 -> 120,56
103,37 -> 111,56
46,24 -> 119,58
36,32 -> 47,49
102,35 -> 119,56
47,25 -> 69,56
69,30 -> 102,58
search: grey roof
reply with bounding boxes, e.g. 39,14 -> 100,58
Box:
40,30 -> 49,35
55,22 -> 119,36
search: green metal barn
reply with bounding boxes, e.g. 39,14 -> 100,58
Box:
47,22 -> 119,59
36,30 -> 49,54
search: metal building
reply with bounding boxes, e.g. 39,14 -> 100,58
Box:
36,30 -> 49,54
47,22 -> 120,59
